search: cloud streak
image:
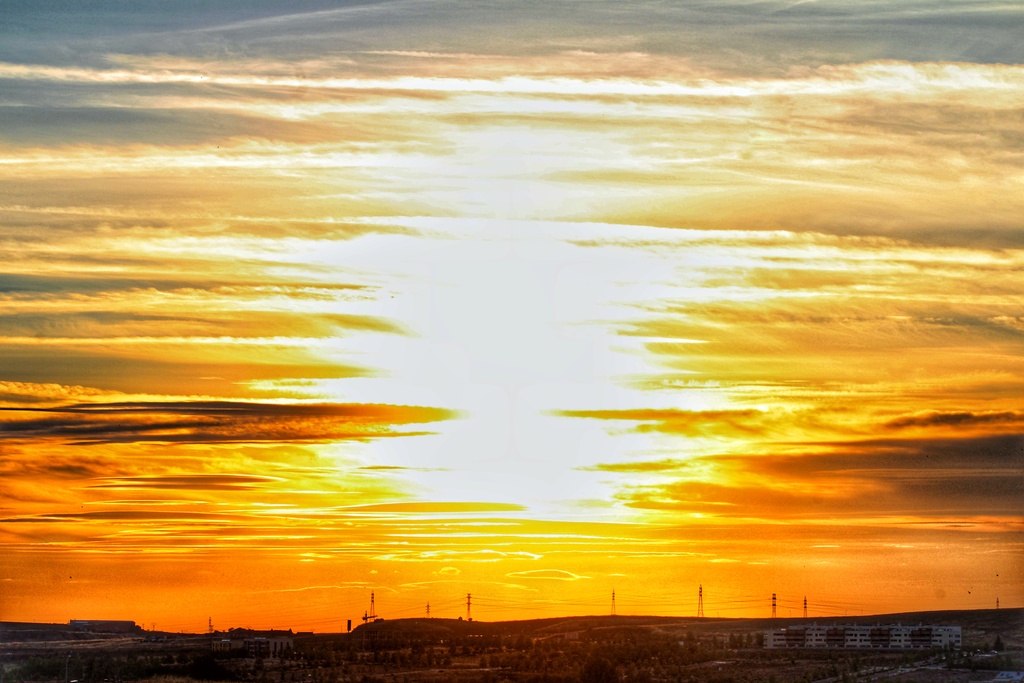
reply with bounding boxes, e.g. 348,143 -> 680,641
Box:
505,569 -> 589,581
885,410 -> 1024,430
555,408 -> 771,438
0,400 -> 457,444
609,434 -> 1024,522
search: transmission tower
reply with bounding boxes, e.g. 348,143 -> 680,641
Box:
803,596 -> 807,619
362,592 -> 377,623
612,590 -> 616,616
426,602 -> 431,618
697,585 -> 704,618
771,593 -> 777,619
996,597 -> 1000,609
466,593 -> 472,621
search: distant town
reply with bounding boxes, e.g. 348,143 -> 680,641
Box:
1,607 -> 1020,682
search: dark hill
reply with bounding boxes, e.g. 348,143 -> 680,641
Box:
352,608 -> 1023,647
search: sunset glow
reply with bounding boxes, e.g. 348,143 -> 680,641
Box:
1,1 -> 1022,632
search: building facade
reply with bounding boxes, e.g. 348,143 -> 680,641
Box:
245,636 -> 293,658
765,624 -> 961,650
69,620 -> 141,634
212,631 -> 294,658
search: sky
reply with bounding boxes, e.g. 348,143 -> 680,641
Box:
0,0 -> 1022,632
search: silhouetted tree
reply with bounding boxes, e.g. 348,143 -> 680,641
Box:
580,655 -> 616,683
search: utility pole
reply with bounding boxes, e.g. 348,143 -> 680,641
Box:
771,593 -> 777,619
612,589 -> 616,616
466,593 -> 472,621
803,597 -> 807,619
426,602 -> 431,618
697,585 -> 704,618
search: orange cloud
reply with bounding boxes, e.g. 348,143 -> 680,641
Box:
505,569 -> 589,581
554,408 -> 769,437
612,434 -> 1024,523
342,502 -> 526,514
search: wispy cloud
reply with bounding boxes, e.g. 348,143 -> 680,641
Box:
343,502 -> 526,514
885,410 -> 1024,430
86,474 -> 283,491
505,569 -> 590,581
554,408 -> 771,437
0,400 -> 457,444
1,59 -> 1021,100
611,434 -> 1024,522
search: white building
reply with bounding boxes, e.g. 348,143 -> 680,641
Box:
765,624 -> 961,650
